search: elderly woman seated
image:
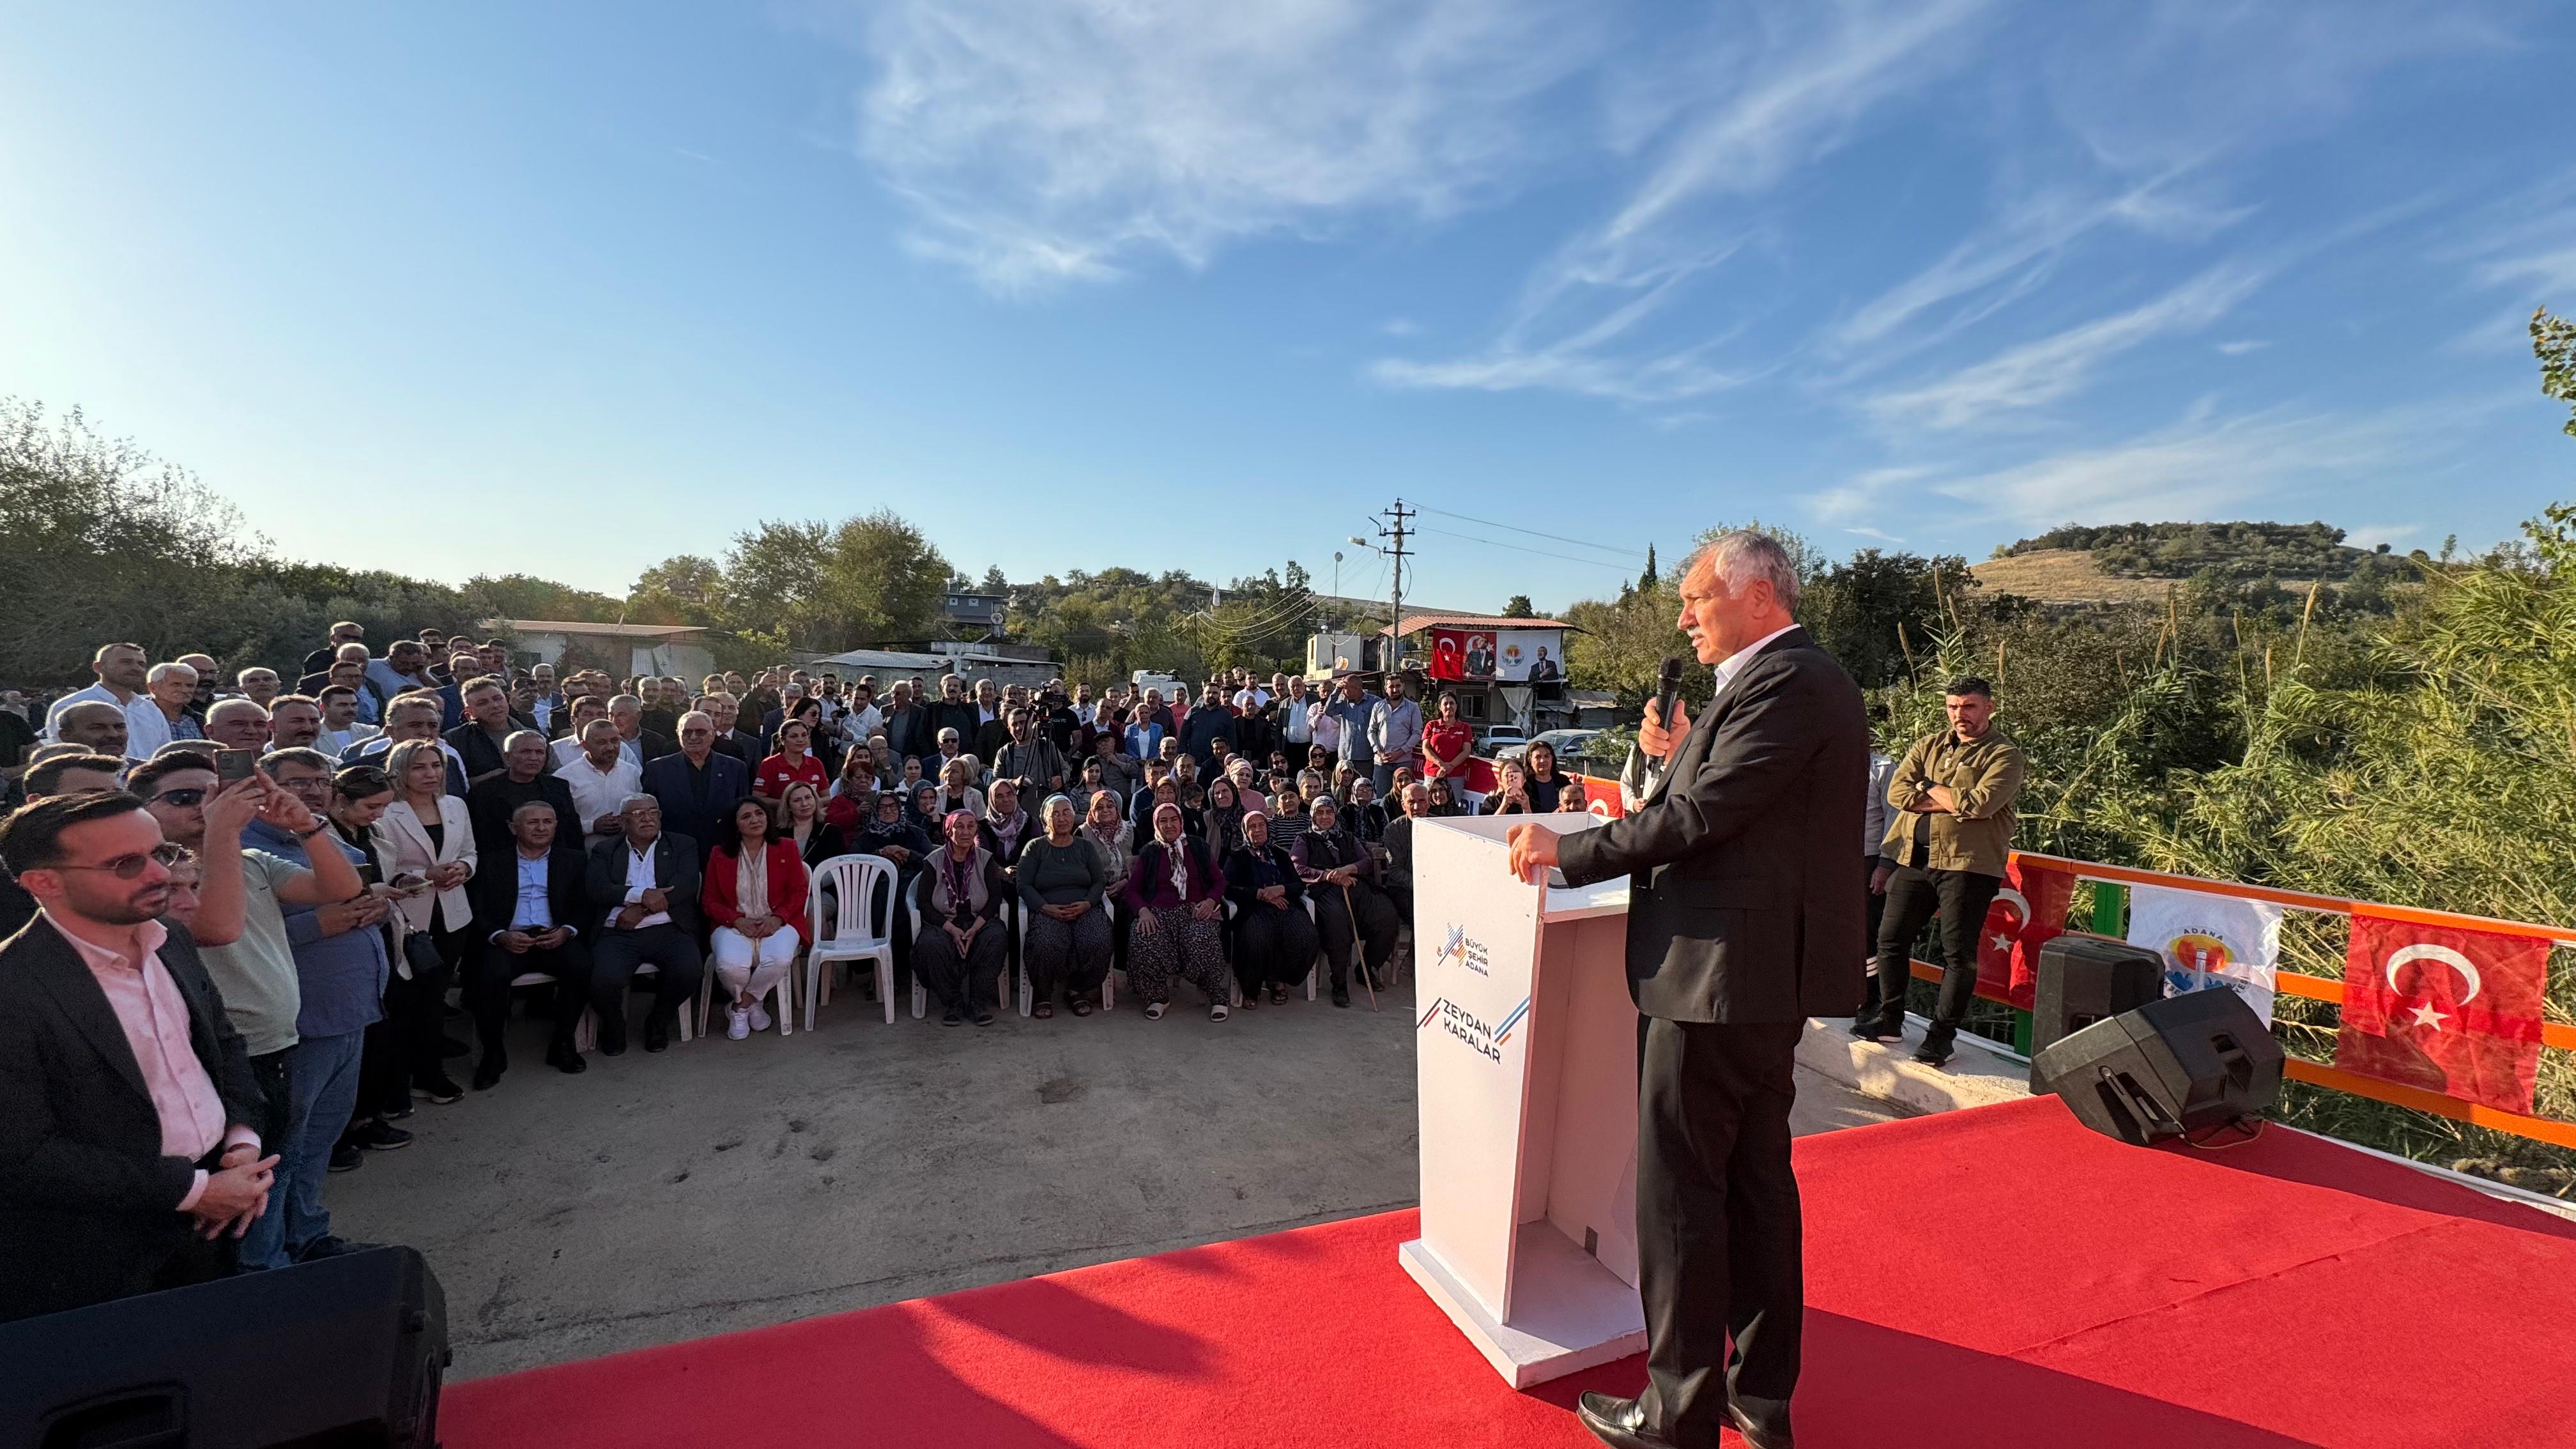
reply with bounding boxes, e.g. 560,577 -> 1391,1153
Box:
1224,809 -> 1316,1007
1018,793 -> 1113,1018
914,809 -> 1009,1026
1121,801 -> 1231,1022
1294,796 -> 1400,1009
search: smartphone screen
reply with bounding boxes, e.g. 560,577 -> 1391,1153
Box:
216,748 -> 259,784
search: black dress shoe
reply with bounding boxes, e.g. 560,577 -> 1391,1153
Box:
547,1043 -> 587,1075
1331,986 -> 1351,1008
470,1058 -> 505,1091
1723,1400 -> 1795,1449
1575,1393 -> 1675,1449
643,1016 -> 671,1052
328,1141 -> 365,1173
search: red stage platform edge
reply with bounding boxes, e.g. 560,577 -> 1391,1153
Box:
445,1097 -> 2576,1449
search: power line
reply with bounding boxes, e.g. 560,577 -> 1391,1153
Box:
1417,505 -> 1643,560
1419,525 -> 1643,572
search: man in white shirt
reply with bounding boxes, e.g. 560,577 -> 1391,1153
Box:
838,680 -> 884,749
561,720 -> 645,848
582,794 -> 705,1054
549,696 -> 613,769
312,686 -> 382,758
45,642 -> 172,758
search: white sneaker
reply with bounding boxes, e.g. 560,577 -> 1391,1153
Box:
726,1006 -> 751,1040
748,1001 -> 772,1032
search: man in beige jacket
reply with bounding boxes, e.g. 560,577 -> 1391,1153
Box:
1856,676 -> 2024,1066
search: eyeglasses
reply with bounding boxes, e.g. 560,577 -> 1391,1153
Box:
54,843 -> 188,878
151,788 -> 209,808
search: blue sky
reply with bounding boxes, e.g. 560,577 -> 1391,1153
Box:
4,2 -> 2572,617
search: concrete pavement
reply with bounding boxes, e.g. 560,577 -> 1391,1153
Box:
330,979 -> 1897,1379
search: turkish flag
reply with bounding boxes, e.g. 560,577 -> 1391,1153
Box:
2334,912 -> 2549,1115
1977,861 -> 2075,1009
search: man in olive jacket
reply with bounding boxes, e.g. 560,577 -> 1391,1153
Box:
1508,532 -> 1866,1449
1857,676 -> 2025,1066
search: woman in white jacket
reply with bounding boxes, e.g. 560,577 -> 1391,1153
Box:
373,739 -> 478,1101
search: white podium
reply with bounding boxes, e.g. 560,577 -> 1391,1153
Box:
1400,812 -> 1644,1387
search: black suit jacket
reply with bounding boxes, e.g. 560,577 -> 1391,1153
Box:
465,772 -> 581,864
1557,627 -> 1868,1023
468,847 -> 591,950
586,832 -> 703,937
0,917 -> 264,1321
641,750 -> 751,860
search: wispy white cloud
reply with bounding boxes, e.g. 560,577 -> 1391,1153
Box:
1370,0 -> 1993,403
847,0 -> 1603,293
1863,263 -> 2266,431
1932,404 -> 2398,530
2214,339 -> 2270,356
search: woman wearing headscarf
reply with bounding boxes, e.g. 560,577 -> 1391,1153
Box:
979,778 -> 1036,880
1427,776 -> 1466,816
705,796 -> 811,1039
905,780 -> 946,836
1018,794 -> 1112,1018
1294,796 -> 1400,1009
914,809 -> 1009,1026
1202,776 -> 1248,858
1127,776 -> 1197,853
1345,775 -> 1389,845
1077,788 -> 1134,971
1122,801 -> 1231,1021
1224,809 -> 1315,1007
854,787 -> 931,1000
1224,756 -> 1268,815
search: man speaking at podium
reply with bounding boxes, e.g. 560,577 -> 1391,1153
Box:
1507,530 -> 1866,1449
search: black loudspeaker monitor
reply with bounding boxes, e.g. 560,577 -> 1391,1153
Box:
2028,933 -> 2165,1067
0,1245 -> 448,1449
2030,988 -> 2285,1147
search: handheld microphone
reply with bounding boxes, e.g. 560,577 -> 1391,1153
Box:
1653,656 -> 1683,748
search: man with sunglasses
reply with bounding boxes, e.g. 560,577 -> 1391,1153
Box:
0,793 -> 279,1321
126,753 -> 366,1273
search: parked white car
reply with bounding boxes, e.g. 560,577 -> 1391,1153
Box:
1502,728 -> 1604,766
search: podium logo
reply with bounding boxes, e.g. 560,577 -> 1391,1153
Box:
1434,923 -> 1489,977
1418,995 -> 1531,1064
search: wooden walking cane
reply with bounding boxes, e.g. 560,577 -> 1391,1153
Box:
1341,879 -> 1377,1011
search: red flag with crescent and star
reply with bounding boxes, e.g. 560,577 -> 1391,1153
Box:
2334,911 -> 2550,1115
1977,860 -> 2076,1009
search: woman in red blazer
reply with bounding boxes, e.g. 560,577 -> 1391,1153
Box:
704,797 -> 811,1039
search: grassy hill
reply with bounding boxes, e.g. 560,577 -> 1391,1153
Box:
1993,521 -> 2391,581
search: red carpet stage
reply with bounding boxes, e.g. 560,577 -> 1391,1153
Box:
447,1098 -> 2576,1448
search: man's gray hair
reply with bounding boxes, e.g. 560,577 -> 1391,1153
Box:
1690,530 -> 1802,615
618,793 -> 660,813
608,693 -> 643,713
207,698 -> 268,726
677,710 -> 713,733
146,661 -> 199,686
503,729 -> 548,750
385,694 -> 443,722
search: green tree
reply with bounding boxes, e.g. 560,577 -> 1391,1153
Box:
627,555 -> 727,626
1502,594 -> 1536,618
1637,544 -> 1658,591
820,509 -> 952,646
2536,307 -> 2576,438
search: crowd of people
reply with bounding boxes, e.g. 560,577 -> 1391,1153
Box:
0,622 -> 1611,1321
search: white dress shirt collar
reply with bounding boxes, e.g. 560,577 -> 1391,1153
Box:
1712,623 -> 1801,693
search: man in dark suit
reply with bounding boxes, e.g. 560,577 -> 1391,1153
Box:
643,712 -> 751,862
583,796 -> 705,1054
465,801 -> 594,1087
0,793 -> 280,1322
1510,532 -> 1866,1449
466,732 -> 580,863
609,694 -> 677,764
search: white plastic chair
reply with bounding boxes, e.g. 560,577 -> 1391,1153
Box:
1016,897 -> 1117,1015
905,879 -> 1011,1020
805,854 -> 898,1028
561,960 -> 699,1051
694,931 -> 801,1038
1218,896 -> 1321,1006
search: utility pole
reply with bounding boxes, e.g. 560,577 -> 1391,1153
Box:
1380,498 -> 1413,673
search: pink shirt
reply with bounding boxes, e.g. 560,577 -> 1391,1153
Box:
46,914 -> 254,1210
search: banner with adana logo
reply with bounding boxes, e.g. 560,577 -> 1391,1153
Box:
2124,883 -> 2284,1025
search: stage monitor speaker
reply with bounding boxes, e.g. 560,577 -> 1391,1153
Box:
0,1245 -> 448,1449
2028,933 -> 2165,1068
2030,988 -> 2284,1147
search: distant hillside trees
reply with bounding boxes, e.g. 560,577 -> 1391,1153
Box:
1995,520 -> 2405,583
